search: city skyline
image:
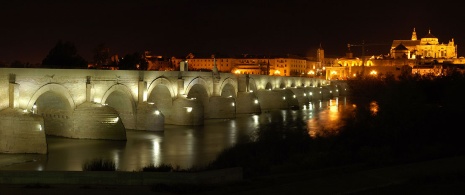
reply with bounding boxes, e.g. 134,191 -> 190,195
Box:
1,0 -> 463,64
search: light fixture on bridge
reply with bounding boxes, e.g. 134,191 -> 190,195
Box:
304,93 -> 306,96
282,97 -> 286,100
309,92 -> 313,96
38,124 -> 42,131
184,107 -> 193,112
148,102 -> 155,105
293,95 -> 296,98
319,91 -> 322,94
254,99 -> 259,104
154,110 -> 160,115
249,90 -> 253,92
231,102 -> 235,106
330,90 -> 333,93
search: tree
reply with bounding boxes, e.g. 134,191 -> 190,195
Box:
42,40 -> 88,69
93,43 -> 111,69
118,52 -> 147,70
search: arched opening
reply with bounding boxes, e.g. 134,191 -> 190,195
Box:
104,90 -> 135,129
35,91 -> 73,137
221,83 -> 236,98
265,82 -> 273,90
147,84 -> 172,122
187,84 -> 209,105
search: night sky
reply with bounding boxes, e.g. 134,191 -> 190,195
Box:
1,0 -> 463,64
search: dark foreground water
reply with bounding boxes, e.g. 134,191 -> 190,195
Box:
0,97 -> 355,171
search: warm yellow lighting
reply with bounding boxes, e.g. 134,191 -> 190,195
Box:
370,70 -> 377,75
185,107 -> 193,112
254,99 -> 259,104
274,70 -> 281,75
154,110 -> 160,115
293,95 -> 296,98
231,102 -> 235,106
307,70 -> 315,75
331,71 -> 338,75
282,96 -> 286,100
234,70 -> 240,74
148,102 -> 154,105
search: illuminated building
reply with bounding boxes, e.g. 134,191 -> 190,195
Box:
325,28 -> 464,80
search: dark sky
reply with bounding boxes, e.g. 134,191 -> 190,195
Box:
1,0 -> 464,64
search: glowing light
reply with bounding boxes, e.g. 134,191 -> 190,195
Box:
38,124 -> 42,131
304,93 -> 307,96
234,70 -> 240,74
307,70 -> 315,75
370,70 -> 377,75
231,102 -> 235,106
254,99 -> 259,104
155,110 -> 160,115
309,92 -> 313,96
274,70 -> 281,75
283,96 -> 286,100
249,90 -> 253,92
114,117 -> 119,123
148,102 -> 154,105
228,95 -> 233,98
293,95 -> 296,98
185,107 -> 193,112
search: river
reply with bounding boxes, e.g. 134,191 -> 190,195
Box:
0,97 -> 355,171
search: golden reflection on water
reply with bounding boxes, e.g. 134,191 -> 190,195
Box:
307,98 -> 355,138
370,101 -> 379,116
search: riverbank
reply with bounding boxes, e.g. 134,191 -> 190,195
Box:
1,155 -> 464,194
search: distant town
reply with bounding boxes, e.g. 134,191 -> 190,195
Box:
2,28 -> 464,80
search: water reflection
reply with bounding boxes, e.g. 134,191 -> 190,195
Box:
307,97 -> 355,138
0,98 -> 355,171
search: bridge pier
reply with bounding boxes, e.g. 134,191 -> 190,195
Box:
0,78 -> 47,154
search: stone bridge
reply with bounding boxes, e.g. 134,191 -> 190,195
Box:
0,68 -> 348,154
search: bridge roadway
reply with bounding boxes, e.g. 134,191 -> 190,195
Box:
0,68 -> 348,154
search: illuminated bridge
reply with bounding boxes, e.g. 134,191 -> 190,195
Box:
0,68 -> 348,154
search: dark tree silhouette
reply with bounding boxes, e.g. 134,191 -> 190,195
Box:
93,43 -> 111,69
118,52 -> 147,70
42,40 -> 88,69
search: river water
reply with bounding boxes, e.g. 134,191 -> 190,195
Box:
0,97 -> 355,171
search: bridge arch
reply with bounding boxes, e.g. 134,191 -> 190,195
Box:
265,82 -> 273,90
185,77 -> 211,97
147,76 -> 176,99
101,84 -> 137,129
219,77 -> 238,98
27,83 -> 75,110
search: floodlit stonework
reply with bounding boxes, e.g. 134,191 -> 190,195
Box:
0,108 -> 47,154
0,68 -> 342,153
